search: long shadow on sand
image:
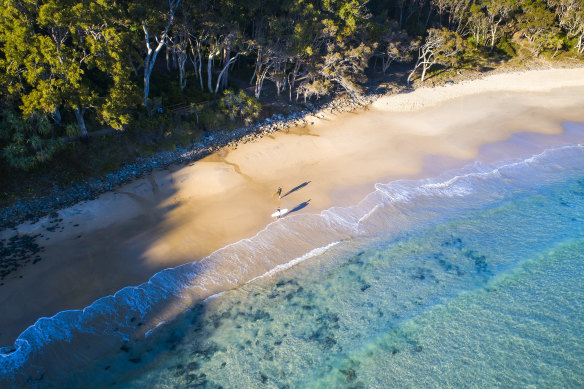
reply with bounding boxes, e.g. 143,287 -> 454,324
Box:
287,199 -> 311,215
281,181 -> 311,198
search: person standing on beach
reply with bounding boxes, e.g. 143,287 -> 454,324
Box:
273,187 -> 282,199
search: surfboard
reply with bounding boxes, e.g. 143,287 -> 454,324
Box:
271,209 -> 289,218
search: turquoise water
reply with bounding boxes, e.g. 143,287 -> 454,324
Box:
107,155 -> 584,388
2,144 -> 584,388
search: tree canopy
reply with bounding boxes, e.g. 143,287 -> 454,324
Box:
0,0 -> 582,170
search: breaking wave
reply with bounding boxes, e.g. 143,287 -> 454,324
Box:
1,144 -> 583,387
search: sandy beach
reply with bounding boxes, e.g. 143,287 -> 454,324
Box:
2,67 -> 584,347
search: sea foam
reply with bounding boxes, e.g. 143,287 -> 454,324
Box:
1,144 -> 583,387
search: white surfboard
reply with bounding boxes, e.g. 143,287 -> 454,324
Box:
271,208 -> 289,218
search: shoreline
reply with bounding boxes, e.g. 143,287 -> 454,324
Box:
2,62 -> 582,231
2,68 -> 584,347
4,140 -> 584,388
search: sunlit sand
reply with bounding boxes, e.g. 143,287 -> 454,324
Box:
2,67 -> 584,346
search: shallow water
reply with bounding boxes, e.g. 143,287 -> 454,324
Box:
108,154 -> 584,388
2,144 -> 584,388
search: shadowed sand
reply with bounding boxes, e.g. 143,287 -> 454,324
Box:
2,68 -> 584,346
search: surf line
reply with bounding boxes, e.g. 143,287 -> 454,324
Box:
248,241 -> 342,284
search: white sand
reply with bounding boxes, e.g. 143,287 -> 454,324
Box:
2,67 -> 584,346
372,67 -> 584,112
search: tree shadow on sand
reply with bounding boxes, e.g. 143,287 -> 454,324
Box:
281,181 -> 311,198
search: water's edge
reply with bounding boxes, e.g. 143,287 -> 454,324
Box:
1,143 -> 583,387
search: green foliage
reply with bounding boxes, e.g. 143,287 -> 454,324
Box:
516,0 -> 560,55
497,36 -> 518,57
0,110 -> 64,170
218,90 -> 261,125
0,0 -> 140,168
320,42 -> 372,97
0,0 -> 581,174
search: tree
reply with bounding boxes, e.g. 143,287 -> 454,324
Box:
218,89 -> 261,125
251,45 -> 290,98
374,21 -> 417,73
550,0 -> 584,54
516,0 -> 559,56
432,0 -> 473,36
484,0 -> 517,50
293,0 -> 373,100
134,0 -> 181,107
169,25 -> 190,91
0,0 -> 138,168
0,110 -> 65,170
193,19 -> 244,95
14,0 -> 99,137
1,0 -> 137,131
247,5 -> 298,99
319,41 -> 372,98
407,28 -> 465,84
467,3 -> 489,47
211,31 -> 244,94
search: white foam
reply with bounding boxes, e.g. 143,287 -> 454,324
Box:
144,320 -> 167,338
202,291 -> 226,303
248,241 -> 342,284
3,144 -> 584,386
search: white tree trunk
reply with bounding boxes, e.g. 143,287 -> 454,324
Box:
74,106 -> 88,137
178,48 -> 187,91
197,44 -> 203,90
207,43 -> 221,94
142,0 -> 181,107
143,25 -> 166,108
52,107 -> 62,125
490,21 -> 501,50
188,37 -> 204,90
407,52 -> 423,85
222,47 -> 230,90
165,45 -> 171,71
255,64 -> 271,98
250,47 -> 263,85
421,61 -> 430,82
287,60 -> 301,101
207,53 -> 213,93
176,33 -> 188,91
214,53 -> 240,94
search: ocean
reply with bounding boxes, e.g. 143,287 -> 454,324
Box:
1,136 -> 584,388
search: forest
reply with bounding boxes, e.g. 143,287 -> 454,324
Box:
1,0 -> 583,172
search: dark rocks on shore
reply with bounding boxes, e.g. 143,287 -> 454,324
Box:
2,62 -> 579,232
0,92 -> 380,283
0,92 -> 381,232
0,233 -> 43,281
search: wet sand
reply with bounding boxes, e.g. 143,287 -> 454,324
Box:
2,68 -> 584,346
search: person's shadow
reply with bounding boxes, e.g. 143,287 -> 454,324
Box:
281,181 -> 311,198
287,199 -> 311,215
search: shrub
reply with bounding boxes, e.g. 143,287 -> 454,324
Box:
497,37 -> 517,57
0,110 -> 64,170
218,90 -> 261,126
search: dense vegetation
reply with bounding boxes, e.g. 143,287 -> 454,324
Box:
0,0 -> 583,173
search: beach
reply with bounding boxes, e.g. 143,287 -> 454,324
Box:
2,67 -> 584,350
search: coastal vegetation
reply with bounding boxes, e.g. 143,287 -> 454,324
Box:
0,0 -> 583,191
